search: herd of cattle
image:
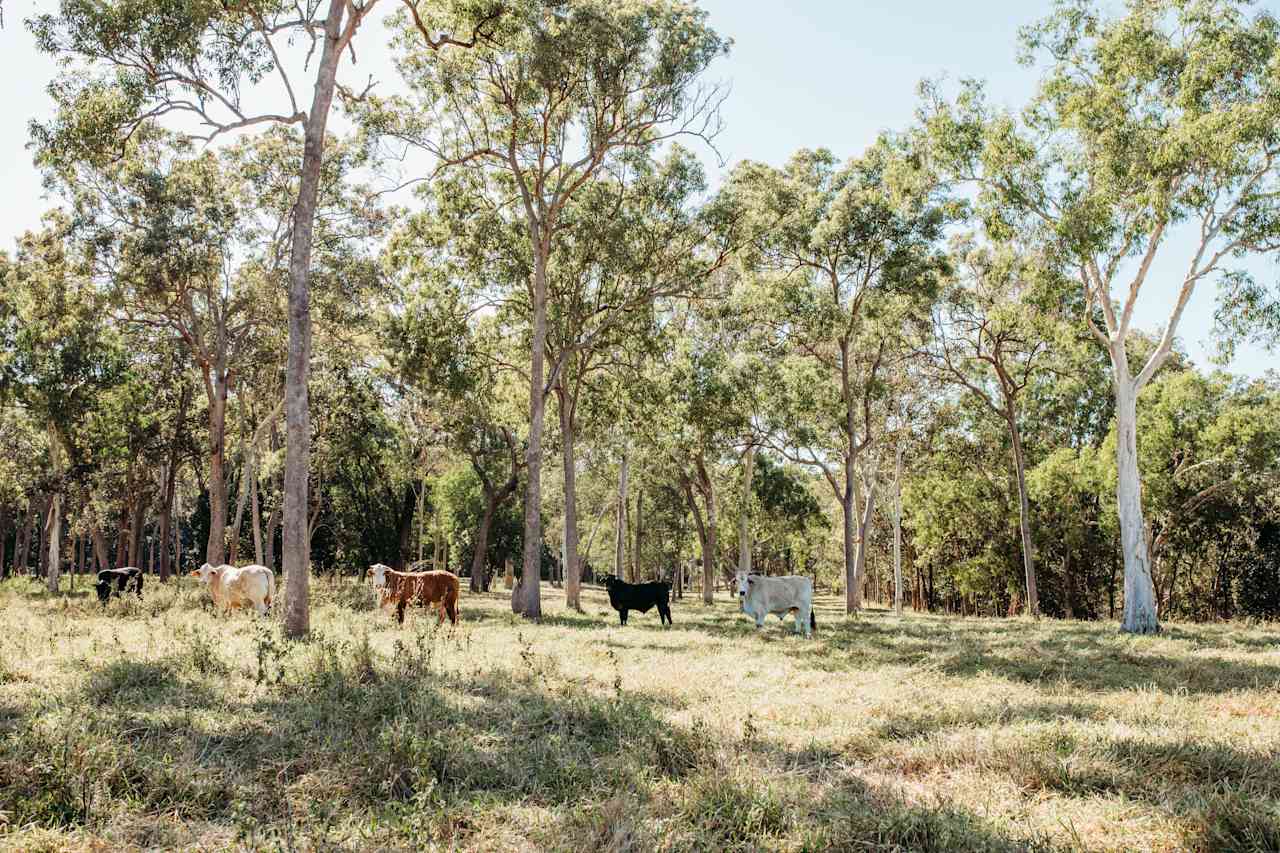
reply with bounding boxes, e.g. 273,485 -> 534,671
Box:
88,561 -> 817,637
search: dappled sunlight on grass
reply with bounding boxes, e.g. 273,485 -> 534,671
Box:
1,575 -> 1278,850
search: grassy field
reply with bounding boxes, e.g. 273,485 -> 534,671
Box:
0,576 -> 1278,852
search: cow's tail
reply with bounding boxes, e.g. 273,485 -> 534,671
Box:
810,608 -> 817,631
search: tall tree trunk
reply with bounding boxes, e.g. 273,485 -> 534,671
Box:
45,424 -> 63,592
681,477 -> 712,604
893,443 -> 903,617
45,498 -> 61,592
205,371 -> 230,566
251,467 -> 263,566
38,495 -> 50,577
433,513 -> 442,570
559,392 -> 582,610
158,385 -> 188,582
417,477 -> 426,563
395,481 -> 417,570
840,337 -> 861,614
853,480 -> 875,609
128,492 -> 146,568
91,521 -> 110,573
229,449 -> 253,565
16,501 -> 33,575
472,491 -> 498,593
614,452 -> 629,581
704,482 -> 718,602
738,444 -> 755,578
841,481 -> 858,613
264,503 -> 281,572
694,455 -> 719,604
1114,379 -> 1159,633
633,488 -> 644,583
283,0 -> 350,638
115,500 -> 129,569
1007,411 -> 1039,617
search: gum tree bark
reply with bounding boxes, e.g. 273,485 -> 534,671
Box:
45,424 -> 63,592
283,0 -> 350,638
558,392 -> 583,609
614,453 -> 629,581
737,444 -> 755,578
1114,374 -> 1158,633
893,442 -> 903,616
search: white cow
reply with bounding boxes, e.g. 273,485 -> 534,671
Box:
736,572 -> 815,637
191,563 -> 275,615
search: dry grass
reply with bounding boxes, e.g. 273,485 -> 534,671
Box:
1,575 -> 1278,852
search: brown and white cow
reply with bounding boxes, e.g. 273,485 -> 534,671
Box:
367,563 -> 459,626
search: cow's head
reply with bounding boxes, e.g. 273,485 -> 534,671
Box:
735,572 -> 753,609
94,580 -> 112,604
599,574 -> 620,591
190,563 -> 220,584
367,563 -> 391,588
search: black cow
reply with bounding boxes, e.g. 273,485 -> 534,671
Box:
600,574 -> 672,626
96,567 -> 144,604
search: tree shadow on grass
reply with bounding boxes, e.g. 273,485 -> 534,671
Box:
81,657 -> 222,711
4,634 -> 1098,852
870,697 -> 1106,741
777,610 -> 1280,695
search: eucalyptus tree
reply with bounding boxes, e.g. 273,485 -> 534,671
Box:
0,219 -> 127,592
368,0 -> 728,617
921,0 -> 1280,633
730,140 -> 952,613
56,135 -> 262,566
643,304 -> 750,603
545,147 -> 738,608
28,0 -> 413,635
928,239 -> 1071,617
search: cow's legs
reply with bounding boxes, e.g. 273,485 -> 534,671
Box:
658,601 -> 672,626
797,605 -> 812,637
619,609 -> 628,626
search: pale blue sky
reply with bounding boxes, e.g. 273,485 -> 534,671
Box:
1,0 -> 1275,376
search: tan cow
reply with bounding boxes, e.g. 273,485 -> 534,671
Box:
192,563 -> 275,615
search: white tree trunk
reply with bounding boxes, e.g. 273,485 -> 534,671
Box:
893,443 -> 903,617
1115,380 -> 1160,633
205,372 -> 229,566
45,423 -> 62,593
841,487 -> 858,613
738,444 -> 755,577
853,478 -> 875,612
1008,413 -> 1039,616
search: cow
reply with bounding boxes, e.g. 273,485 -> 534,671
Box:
736,572 -> 815,637
367,564 -> 460,626
95,567 -> 143,604
599,574 -> 672,626
191,563 -> 275,616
